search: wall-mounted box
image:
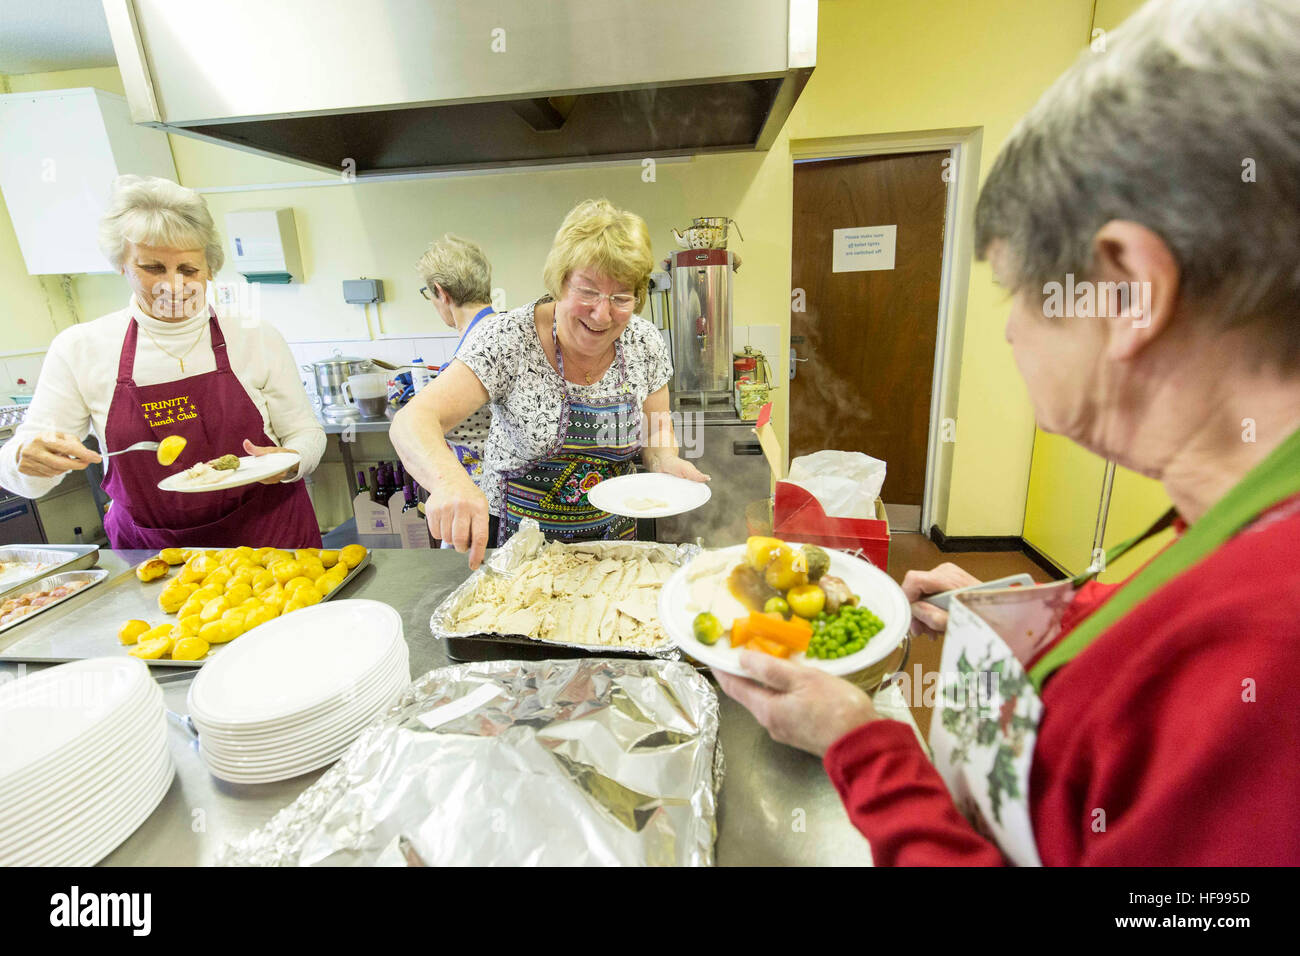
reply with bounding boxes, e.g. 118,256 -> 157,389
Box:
225,208 -> 304,283
0,88 -> 177,275
343,279 -> 384,304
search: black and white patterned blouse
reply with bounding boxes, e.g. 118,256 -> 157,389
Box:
456,296 -> 673,516
442,318 -> 493,483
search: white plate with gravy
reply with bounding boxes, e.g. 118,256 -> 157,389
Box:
586,472 -> 712,519
157,452 -> 301,493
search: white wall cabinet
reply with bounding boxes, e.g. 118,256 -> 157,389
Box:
0,88 -> 176,275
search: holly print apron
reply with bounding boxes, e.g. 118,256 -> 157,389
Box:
929,426 -> 1300,865
497,319 -> 641,545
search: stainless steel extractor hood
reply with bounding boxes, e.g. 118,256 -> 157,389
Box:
103,0 -> 816,178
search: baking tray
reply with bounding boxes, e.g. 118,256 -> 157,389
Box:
0,550 -> 373,667
0,569 -> 110,633
0,544 -> 100,603
430,520 -> 698,662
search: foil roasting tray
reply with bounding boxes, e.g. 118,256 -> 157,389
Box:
0,545 -> 100,602
216,657 -> 723,866
429,519 -> 700,659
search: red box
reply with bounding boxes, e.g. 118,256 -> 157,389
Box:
773,481 -> 891,570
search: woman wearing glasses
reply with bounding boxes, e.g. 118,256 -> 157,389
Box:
392,199 -> 708,568
416,234 -> 496,485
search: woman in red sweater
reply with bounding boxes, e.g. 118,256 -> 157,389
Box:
717,0 -> 1300,865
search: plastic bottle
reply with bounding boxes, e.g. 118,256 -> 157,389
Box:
410,359 -> 432,393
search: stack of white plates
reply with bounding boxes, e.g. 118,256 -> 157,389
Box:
189,599 -> 409,784
0,657 -> 173,865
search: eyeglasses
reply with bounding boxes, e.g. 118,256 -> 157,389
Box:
419,286 -> 432,300
569,283 -> 636,314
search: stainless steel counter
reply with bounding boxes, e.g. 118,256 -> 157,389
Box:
0,548 -> 875,866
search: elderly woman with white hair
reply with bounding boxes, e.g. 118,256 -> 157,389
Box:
416,234 -> 498,486
0,175 -> 325,548
719,0 -> 1300,865
393,199 -> 708,568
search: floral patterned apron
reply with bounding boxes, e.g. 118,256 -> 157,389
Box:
496,319 -> 642,546
930,425 -> 1300,865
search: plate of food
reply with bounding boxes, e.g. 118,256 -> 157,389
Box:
657,536 -> 910,677
157,451 -> 300,493
585,472 -> 711,519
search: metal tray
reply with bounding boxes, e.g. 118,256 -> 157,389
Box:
0,569 -> 110,634
0,550 -> 373,667
0,544 -> 100,603
430,520 -> 698,662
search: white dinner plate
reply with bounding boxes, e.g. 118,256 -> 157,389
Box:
1,727 -> 170,863
198,672 -> 405,759
1,728 -> 168,858
199,740 -> 351,785
190,644 -> 406,735
585,472 -> 712,518
0,686 -> 156,800
188,600 -> 402,726
0,657 -> 150,779
0,709 -> 165,835
16,749 -> 174,867
200,703 -> 389,772
657,544 -> 910,677
157,452 -> 301,493
196,659 -> 406,748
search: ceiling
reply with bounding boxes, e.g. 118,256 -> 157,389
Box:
0,0 -> 117,75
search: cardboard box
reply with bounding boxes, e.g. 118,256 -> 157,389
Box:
353,492 -> 393,536
753,403 -> 891,569
388,494 -> 432,549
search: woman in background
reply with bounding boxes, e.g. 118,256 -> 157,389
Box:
416,235 -> 496,486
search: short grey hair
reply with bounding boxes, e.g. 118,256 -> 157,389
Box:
975,0 -> 1300,365
415,234 -> 492,305
97,175 -> 224,273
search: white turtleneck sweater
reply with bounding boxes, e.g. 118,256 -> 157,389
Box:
0,298 -> 325,499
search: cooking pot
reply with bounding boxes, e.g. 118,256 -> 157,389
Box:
303,351 -> 375,408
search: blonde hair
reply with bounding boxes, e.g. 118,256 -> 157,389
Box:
542,199 -> 653,312
97,175 -> 224,273
415,234 -> 492,305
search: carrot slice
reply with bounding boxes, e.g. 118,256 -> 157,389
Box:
729,616 -> 753,648
745,612 -> 812,653
747,633 -> 791,658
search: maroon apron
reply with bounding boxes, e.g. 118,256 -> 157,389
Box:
101,313 -> 322,549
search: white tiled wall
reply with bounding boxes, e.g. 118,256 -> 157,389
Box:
0,353 -> 46,400
734,324 -> 783,382
287,334 -> 462,371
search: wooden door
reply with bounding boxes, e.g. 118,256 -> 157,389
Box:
790,152 -> 948,524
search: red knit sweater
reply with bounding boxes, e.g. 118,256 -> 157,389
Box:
823,493 -> 1300,865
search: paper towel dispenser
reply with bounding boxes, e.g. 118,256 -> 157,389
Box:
225,208 -> 303,283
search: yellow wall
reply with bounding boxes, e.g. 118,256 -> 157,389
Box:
2,1 -> 1125,537
0,68 -> 128,378
1020,0 -> 1170,574
1023,434 -> 1107,575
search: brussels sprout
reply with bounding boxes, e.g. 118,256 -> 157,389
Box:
763,596 -> 791,618
801,545 -> 831,582
693,611 -> 722,645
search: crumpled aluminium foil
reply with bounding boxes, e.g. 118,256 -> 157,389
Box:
216,657 -> 723,866
428,518 -> 699,658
